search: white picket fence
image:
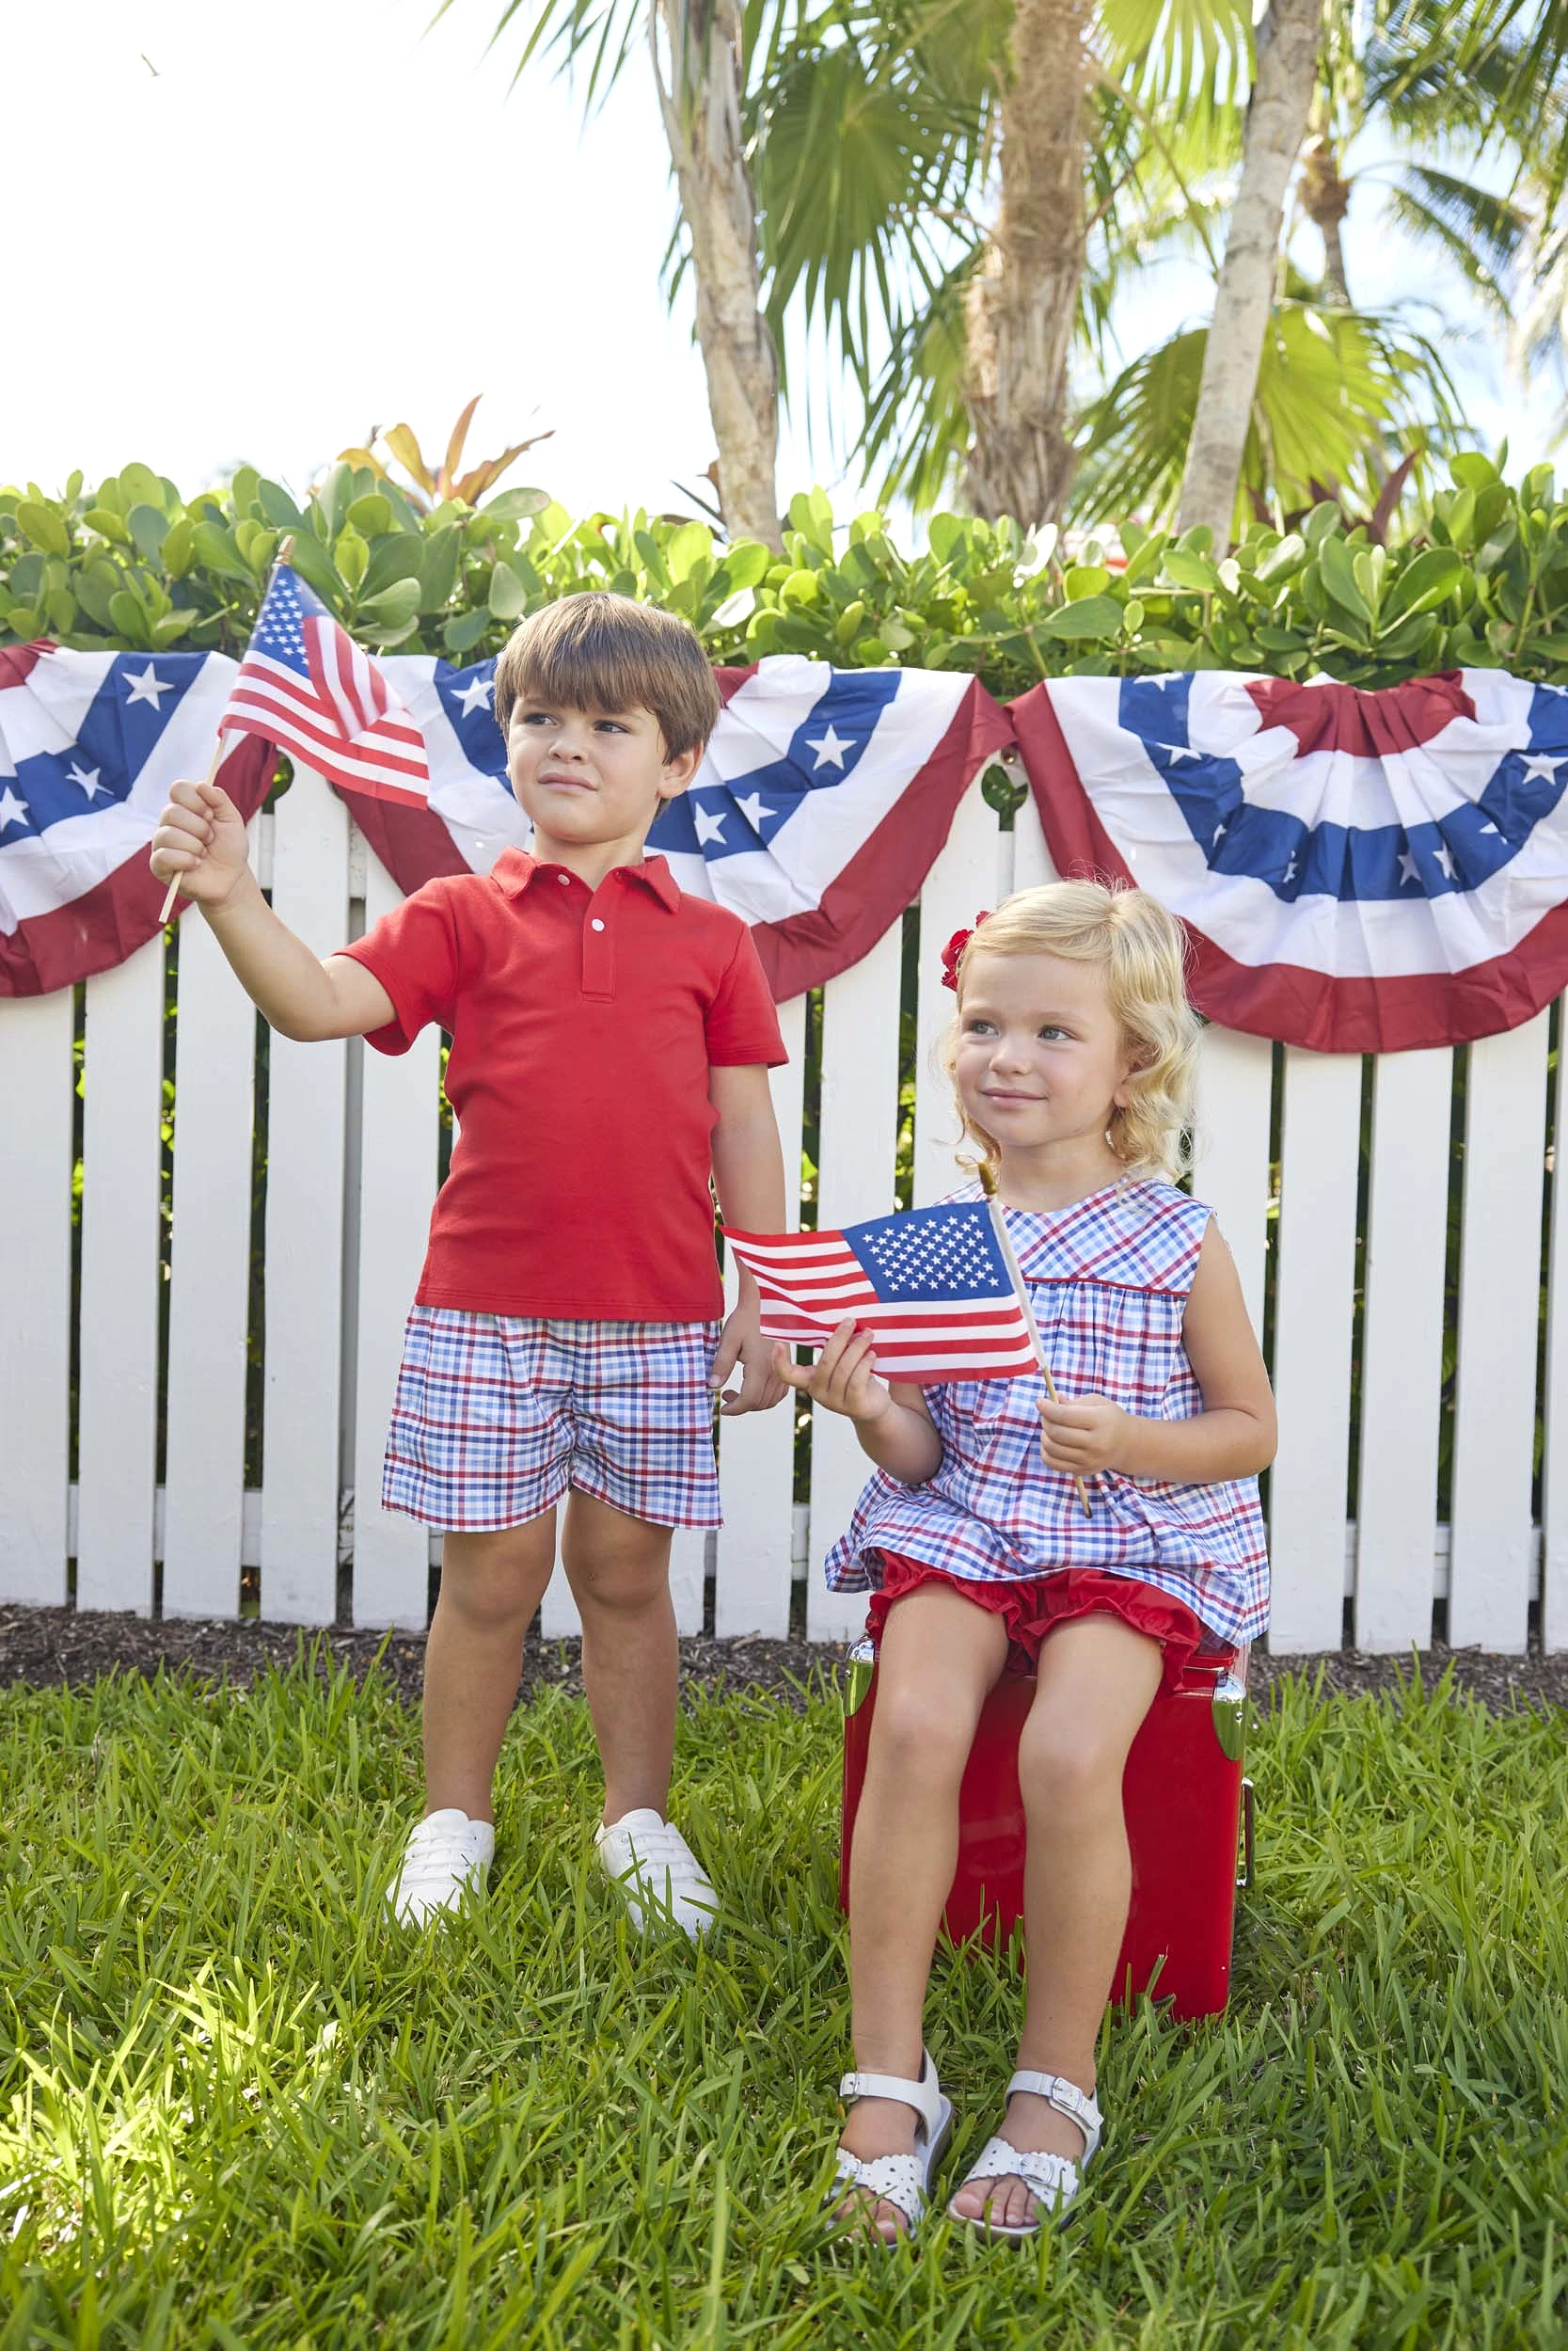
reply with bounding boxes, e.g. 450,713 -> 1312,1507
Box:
2,760 -> 1563,1654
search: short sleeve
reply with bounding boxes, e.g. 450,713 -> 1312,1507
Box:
705,924 -> 787,1067
335,878 -> 464,1057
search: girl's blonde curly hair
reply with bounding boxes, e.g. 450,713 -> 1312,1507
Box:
942,881 -> 1200,1186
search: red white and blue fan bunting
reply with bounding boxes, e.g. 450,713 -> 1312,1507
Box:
359,651 -> 1012,999
1011,669 -> 1568,1053
0,643 -> 274,996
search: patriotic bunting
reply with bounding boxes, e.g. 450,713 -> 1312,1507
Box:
1012,668 -> 1568,1053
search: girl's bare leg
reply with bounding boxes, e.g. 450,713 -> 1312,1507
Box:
950,1612 -> 1164,2231
835,1584 -> 1009,2240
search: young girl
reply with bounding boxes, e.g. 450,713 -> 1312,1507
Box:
775,882 -> 1274,2244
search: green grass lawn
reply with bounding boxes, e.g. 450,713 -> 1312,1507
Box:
1,1658 -> 1563,2351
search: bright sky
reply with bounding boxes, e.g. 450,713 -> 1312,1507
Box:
7,0 -> 1560,520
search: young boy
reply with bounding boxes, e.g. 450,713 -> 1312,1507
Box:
150,592 -> 789,1937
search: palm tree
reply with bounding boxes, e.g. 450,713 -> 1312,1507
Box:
440,0 -> 782,547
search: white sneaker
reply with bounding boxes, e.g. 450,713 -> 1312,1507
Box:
594,1809 -> 718,1940
388,1808 -> 496,1926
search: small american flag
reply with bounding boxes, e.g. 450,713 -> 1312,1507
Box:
725,1201 -> 1039,1383
222,564 -> 430,807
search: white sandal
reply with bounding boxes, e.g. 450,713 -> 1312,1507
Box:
827,2048 -> 954,2241
947,2070 -> 1102,2238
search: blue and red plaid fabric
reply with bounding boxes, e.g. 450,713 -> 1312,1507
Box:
383,1308 -> 724,1532
821,1181 -> 1271,1646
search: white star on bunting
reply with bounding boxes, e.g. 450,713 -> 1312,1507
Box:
1519,753 -> 1564,783
0,786 -> 31,832
735,791 -> 772,832
1398,849 -> 1420,887
805,723 -> 853,770
454,674 -> 493,716
124,663 -> 172,708
693,805 -> 728,847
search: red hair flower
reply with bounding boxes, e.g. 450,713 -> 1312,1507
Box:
940,910 -> 991,992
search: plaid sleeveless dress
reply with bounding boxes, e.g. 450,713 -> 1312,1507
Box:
820,1179 -> 1271,1647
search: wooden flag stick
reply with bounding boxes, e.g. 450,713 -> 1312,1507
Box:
979,1168 -> 1092,1518
156,733 -> 228,925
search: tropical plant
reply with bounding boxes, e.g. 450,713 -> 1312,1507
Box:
439,0 -> 782,547
338,394 -> 552,512
5,453 -> 1566,691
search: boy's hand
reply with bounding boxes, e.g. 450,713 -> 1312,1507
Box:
150,777 -> 255,911
1038,1392 -> 1129,1477
770,1321 -> 891,1426
712,1301 -> 788,1416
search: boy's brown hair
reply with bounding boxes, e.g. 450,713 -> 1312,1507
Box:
492,591 -> 720,759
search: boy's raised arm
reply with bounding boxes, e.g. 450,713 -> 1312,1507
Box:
151,774 -> 395,1041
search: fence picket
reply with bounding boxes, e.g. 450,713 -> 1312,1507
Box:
1354,1047 -> 1451,1651
807,922 -> 905,1641
1268,1049 -> 1362,1652
76,936 -> 166,1613
0,988 -> 73,1603
162,872 -> 259,1618
1543,999 -> 1568,1651
912,782 -> 1002,1208
715,992 -> 808,1637
350,845 -> 441,1629
1192,1027 -> 1274,1339
259,768 -> 349,1624
1449,1015 -> 1548,1652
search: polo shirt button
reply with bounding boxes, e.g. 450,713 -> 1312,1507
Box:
557,873 -> 570,885
590,918 -> 606,931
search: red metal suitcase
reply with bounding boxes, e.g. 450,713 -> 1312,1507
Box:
840,1640 -> 1253,2022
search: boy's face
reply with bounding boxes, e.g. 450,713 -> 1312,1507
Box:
506,698 -> 702,859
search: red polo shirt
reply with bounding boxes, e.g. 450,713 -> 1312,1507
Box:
337,849 -> 786,1319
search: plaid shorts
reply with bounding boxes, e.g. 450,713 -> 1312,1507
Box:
383,1307 -> 724,1532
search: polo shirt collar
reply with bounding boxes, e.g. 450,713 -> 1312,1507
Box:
493,848 -> 681,912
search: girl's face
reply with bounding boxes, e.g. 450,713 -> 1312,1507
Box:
954,948 -> 1136,1164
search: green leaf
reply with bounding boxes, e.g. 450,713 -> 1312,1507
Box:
230,465 -> 261,517
361,537 -> 423,602
488,561 -> 528,620
347,494 -> 393,539
480,485 -> 551,524
84,506 -> 131,546
190,521 -> 251,582
1317,536 -> 1372,622
107,589 -> 151,644
285,532 -> 344,605
118,463 -> 164,510
715,541 -> 771,594
334,526 -> 369,593
665,521 -> 713,585
780,569 -> 821,606
1065,564 -> 1112,600
17,500 -> 69,558
258,479 -> 305,530
1449,453 -> 1499,493
161,517 -> 193,578
358,579 -> 422,630
128,504 -> 168,563
444,609 -> 492,656
1383,548 -> 1465,623
418,524 -> 464,613
928,513 -> 967,567
1162,548 -> 1221,593
1038,596 -> 1126,640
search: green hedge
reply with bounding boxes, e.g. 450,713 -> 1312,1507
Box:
2,456 -> 1565,696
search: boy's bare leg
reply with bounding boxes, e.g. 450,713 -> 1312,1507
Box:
561,1489 -> 679,1822
950,1612 -> 1163,2232
422,1515 -> 558,1820
836,1586 -> 1009,2239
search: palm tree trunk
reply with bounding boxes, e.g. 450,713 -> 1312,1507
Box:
651,0 -> 781,548
1302,132 -> 1352,303
1176,0 -> 1323,546
959,0 -> 1093,528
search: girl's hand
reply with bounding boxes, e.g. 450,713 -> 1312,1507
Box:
150,777 -> 254,912
770,1322 -> 891,1426
1038,1392 -> 1130,1476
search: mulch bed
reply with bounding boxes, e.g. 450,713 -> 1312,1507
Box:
1,1604 -> 1563,1713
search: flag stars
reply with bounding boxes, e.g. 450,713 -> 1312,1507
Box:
123,663 -> 172,709
735,790 -> 773,832
0,785 -> 31,832
1433,842 -> 1455,881
67,762 -> 103,798
453,673 -> 494,717
693,805 -> 728,847
805,723 -> 854,770
1397,849 -> 1420,888
1520,752 -> 1564,784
